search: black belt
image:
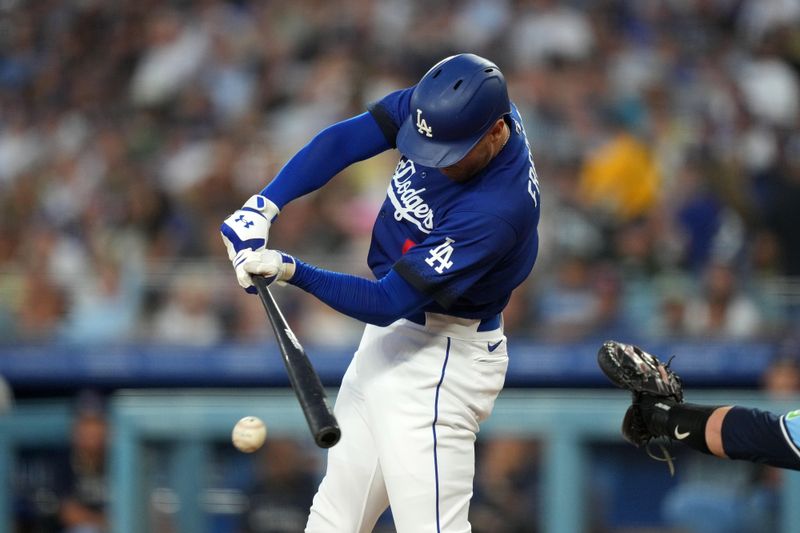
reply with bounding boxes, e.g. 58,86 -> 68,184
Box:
405,312 -> 501,332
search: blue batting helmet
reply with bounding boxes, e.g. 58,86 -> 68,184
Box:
396,53 -> 510,168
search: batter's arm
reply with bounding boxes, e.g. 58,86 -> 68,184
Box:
289,262 -> 431,326
262,112 -> 392,209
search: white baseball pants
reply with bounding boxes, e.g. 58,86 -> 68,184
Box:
305,315 -> 508,533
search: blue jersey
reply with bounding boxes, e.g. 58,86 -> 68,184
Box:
367,88 -> 541,319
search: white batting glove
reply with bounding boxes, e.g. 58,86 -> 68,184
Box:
220,194 -> 280,262
233,249 -> 296,293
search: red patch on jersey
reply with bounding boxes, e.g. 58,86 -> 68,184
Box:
402,238 -> 416,255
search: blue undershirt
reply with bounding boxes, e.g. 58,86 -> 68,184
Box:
290,261 -> 431,326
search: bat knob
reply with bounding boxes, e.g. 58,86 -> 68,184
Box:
317,426 -> 341,448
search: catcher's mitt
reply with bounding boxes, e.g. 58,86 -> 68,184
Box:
597,340 -> 683,402
597,339 -> 684,472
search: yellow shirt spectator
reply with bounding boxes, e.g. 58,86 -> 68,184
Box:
579,132 -> 661,221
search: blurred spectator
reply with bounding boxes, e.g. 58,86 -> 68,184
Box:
60,256 -> 144,344
0,115 -> 40,185
533,255 -> 597,342
510,0 -> 594,68
56,391 -> 109,533
224,293 -> 273,343
647,273 -> 694,339
684,262 -> 763,339
739,0 -> 800,44
14,271 -> 68,343
764,134 -> 800,276
673,157 -> 724,273
735,41 -> 799,128
537,162 -> 604,263
470,438 -> 539,533
239,438 -> 318,533
130,8 -> 210,107
588,265 -> 628,340
578,123 -> 662,224
533,258 -> 627,342
150,268 -> 223,346
760,357 -> 800,398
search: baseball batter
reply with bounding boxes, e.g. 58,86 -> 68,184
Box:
221,54 -> 541,532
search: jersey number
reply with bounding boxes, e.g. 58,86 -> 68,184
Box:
425,238 -> 454,273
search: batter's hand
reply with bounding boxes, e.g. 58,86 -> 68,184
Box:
220,194 -> 280,262
234,249 -> 296,293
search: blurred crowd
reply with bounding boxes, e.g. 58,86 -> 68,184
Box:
1,0 -> 800,347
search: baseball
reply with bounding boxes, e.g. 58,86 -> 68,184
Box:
232,416 -> 267,453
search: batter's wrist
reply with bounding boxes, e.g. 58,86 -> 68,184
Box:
243,194 -> 280,222
280,252 -> 297,281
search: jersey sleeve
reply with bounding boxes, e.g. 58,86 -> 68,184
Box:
393,211 -> 518,309
367,86 -> 415,148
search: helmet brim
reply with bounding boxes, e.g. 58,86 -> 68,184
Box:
396,114 -> 486,168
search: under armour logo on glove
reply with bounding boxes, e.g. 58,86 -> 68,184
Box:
235,214 -> 254,228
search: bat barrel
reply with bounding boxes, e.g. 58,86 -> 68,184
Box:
252,276 -> 341,449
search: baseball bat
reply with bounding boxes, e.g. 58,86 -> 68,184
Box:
252,275 -> 341,448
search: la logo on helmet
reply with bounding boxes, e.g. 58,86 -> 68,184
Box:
416,109 -> 433,137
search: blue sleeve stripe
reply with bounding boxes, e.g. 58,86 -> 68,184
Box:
367,102 -> 399,148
